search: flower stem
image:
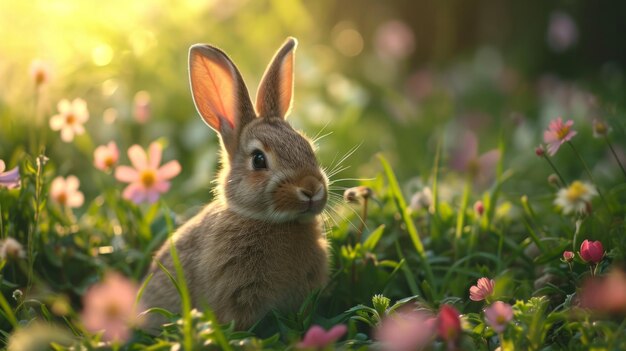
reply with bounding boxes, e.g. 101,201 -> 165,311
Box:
605,136 -> 626,179
0,200 -> 4,239
541,154 -> 567,186
455,178 -> 471,240
567,142 -> 611,212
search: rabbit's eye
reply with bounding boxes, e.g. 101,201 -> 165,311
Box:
252,150 -> 267,170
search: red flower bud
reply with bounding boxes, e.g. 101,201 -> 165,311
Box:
437,304 -> 461,343
474,201 -> 485,216
579,240 -> 604,264
535,146 -> 545,157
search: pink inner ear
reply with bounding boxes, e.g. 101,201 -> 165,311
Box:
278,50 -> 294,117
190,49 -> 238,131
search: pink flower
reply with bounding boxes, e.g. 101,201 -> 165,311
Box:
297,324 -> 347,350
30,59 -> 51,87
474,201 -> 485,216
374,20 -> 415,60
469,277 -> 495,302
375,309 -> 436,351
133,91 -> 151,123
50,176 -> 84,208
547,12 -> 578,52
437,305 -> 461,343
115,142 -> 181,204
562,251 -> 575,262
82,272 -> 142,342
579,240 -> 604,264
484,301 -> 513,333
0,160 -> 20,189
579,268 -> 626,314
450,131 -> 500,187
543,117 -> 577,156
50,98 -> 89,142
94,141 -> 119,172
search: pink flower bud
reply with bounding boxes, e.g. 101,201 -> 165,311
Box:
562,251 -> 575,262
579,240 -> 604,264
437,304 -> 461,343
474,201 -> 485,216
535,146 -> 545,157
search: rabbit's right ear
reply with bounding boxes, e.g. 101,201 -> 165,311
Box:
189,44 -> 255,154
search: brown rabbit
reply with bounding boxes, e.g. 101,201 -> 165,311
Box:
139,37 -> 329,331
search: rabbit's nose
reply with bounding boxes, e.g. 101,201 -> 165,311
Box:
297,176 -> 325,201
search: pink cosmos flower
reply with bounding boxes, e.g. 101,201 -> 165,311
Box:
30,59 -> 51,87
115,142 -> 181,204
437,304 -> 461,343
543,117 -> 577,156
94,141 -> 119,172
375,309 -> 436,351
470,277 -> 495,302
50,176 -> 84,208
579,268 -> 626,314
297,324 -> 347,350
450,131 -> 500,187
0,160 -> 20,189
579,240 -> 604,264
484,301 -> 513,333
82,272 -> 142,342
50,98 -> 89,142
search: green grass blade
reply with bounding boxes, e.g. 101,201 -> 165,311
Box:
378,154 -> 435,292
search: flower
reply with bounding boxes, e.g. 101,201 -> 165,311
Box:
450,131 -> 500,187
0,237 -> 26,260
474,200 -> 485,216
82,272 -> 142,342
579,268 -> 626,314
579,240 -> 604,264
50,98 -> 89,142
50,176 -> 84,208
0,160 -> 20,189
547,11 -> 578,52
374,20 -> 415,60
484,301 -> 513,333
562,251 -> 575,262
297,324 -> 347,350
133,91 -> 151,123
543,117 -> 577,156
437,305 -> 461,343
470,277 -> 495,302
94,141 -> 120,172
375,309 -> 436,351
554,180 -> 597,215
592,119 -> 611,138
30,59 -> 51,87
410,187 -> 432,212
115,142 -> 181,204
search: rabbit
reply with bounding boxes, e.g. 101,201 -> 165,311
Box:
139,37 -> 329,332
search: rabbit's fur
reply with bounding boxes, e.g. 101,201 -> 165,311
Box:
140,38 -> 329,331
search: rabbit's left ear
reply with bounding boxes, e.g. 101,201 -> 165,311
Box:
255,37 -> 297,119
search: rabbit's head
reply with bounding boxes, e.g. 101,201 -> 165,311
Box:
189,38 -> 327,223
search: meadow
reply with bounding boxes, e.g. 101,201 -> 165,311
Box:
1,1 -> 625,350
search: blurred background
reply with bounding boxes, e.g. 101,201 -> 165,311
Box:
1,0 -> 625,212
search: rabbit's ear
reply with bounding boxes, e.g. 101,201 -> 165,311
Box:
255,37 -> 297,119
189,44 -> 255,153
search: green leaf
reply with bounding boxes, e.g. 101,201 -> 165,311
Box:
363,224 -> 385,252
